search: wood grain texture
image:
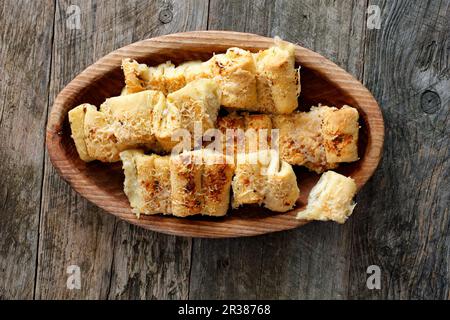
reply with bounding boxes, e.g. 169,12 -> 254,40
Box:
1,0 -> 448,300
0,0 -> 55,299
190,0 -> 370,299
36,0 -> 207,299
348,0 -> 450,299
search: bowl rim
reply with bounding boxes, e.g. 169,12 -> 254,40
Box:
46,30 -> 384,238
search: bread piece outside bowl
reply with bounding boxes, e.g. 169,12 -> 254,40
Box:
46,31 -> 384,238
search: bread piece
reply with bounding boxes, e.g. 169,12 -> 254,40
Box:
169,151 -> 204,217
254,39 -> 300,114
264,159 -> 300,212
163,62 -> 188,93
120,150 -> 171,216
231,152 -> 267,207
69,90 -> 165,162
201,150 -> 235,216
211,48 -> 258,110
181,60 -> 214,83
272,106 -> 337,173
322,105 -> 359,163
232,150 -> 299,212
122,41 -> 299,114
68,104 -> 96,162
121,58 -> 151,93
296,171 -> 357,223
217,112 -> 272,156
120,149 -> 144,214
83,105 -> 123,162
217,105 -> 359,173
100,90 -> 164,147
153,79 -> 221,152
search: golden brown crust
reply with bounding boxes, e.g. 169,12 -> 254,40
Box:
217,105 -> 359,173
83,106 -> 123,162
135,152 -> 172,214
201,151 -> 235,216
211,48 -> 258,110
121,40 -> 299,114
153,79 -> 221,152
254,39 -> 300,114
120,150 -> 172,215
121,58 -> 151,94
232,151 -> 299,212
322,105 -> 359,163
70,91 -> 164,162
121,150 -> 234,217
170,152 -> 204,217
170,151 -> 234,217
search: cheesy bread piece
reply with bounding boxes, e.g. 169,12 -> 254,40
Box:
296,171 -> 357,223
121,150 -> 234,217
322,106 -> 359,163
122,40 -> 298,114
217,112 -> 272,158
68,104 -> 96,162
69,90 -> 165,162
201,150 -> 235,216
121,58 -> 152,94
273,105 -> 359,172
211,47 -> 258,110
169,150 -> 235,217
273,106 -> 334,173
232,150 -> 299,212
120,150 -> 171,216
99,90 -> 164,147
254,38 -> 300,114
170,151 -> 204,217
217,105 -> 359,173
153,79 -> 221,151
83,105 -> 124,162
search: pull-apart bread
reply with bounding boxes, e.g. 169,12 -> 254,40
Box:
69,90 -> 164,162
152,78 -> 220,151
120,149 -> 298,216
121,40 -> 300,114
69,79 -> 220,162
120,149 -> 235,217
232,150 -> 300,212
217,105 -> 359,173
68,40 -> 362,221
296,171 -> 357,223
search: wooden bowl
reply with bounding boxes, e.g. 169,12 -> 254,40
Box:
46,31 -> 384,238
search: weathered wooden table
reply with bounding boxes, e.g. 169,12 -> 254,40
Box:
1,0 -> 449,299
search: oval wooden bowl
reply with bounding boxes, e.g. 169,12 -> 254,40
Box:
46,31 -> 384,238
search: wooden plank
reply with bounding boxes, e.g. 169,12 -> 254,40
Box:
0,0 -> 55,299
348,0 -> 450,299
36,0 -> 207,299
189,0 -> 368,299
